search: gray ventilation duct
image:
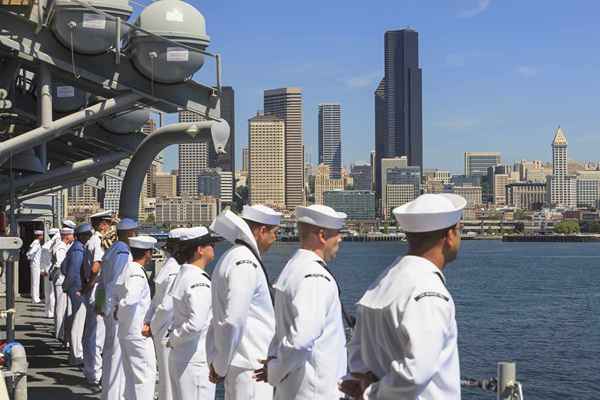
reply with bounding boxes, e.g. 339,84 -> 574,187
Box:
99,108 -> 151,134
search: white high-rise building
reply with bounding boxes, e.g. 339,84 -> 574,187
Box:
264,87 -> 305,208
550,127 -> 576,207
248,113 -> 286,208
178,111 -> 209,196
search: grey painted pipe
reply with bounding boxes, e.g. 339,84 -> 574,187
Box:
9,342 -> 27,400
0,92 -> 141,166
119,120 -> 230,220
0,152 -> 127,198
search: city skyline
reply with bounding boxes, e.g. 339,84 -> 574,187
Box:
158,0 -> 600,174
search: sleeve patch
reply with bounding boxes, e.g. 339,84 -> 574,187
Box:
168,273 -> 178,277
304,273 -> 331,282
235,259 -> 258,269
414,292 -> 449,302
190,282 -> 210,290
130,274 -> 146,279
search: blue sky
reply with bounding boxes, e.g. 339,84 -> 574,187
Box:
158,0 -> 600,174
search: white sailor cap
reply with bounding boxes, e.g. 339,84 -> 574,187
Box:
393,193 -> 467,233
76,223 -> 92,234
90,210 -> 113,221
168,227 -> 187,240
34,230 -> 44,235
60,227 -> 74,235
129,235 -> 157,250
49,228 -> 60,236
180,226 -> 222,244
296,205 -> 347,230
241,205 -> 282,226
116,218 -> 138,231
62,220 -> 76,229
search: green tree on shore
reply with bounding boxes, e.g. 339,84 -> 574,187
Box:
554,220 -> 580,234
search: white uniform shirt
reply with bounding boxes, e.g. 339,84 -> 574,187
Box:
267,249 -> 347,399
348,255 -> 460,400
115,261 -> 151,340
26,239 -> 42,268
168,264 -> 212,363
101,241 -> 133,315
52,241 -> 71,286
147,256 -> 181,337
208,242 -> 275,376
40,236 -> 55,274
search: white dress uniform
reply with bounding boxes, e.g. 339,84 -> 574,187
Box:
82,230 -> 106,385
41,229 -> 59,317
168,263 -> 215,400
52,233 -> 72,342
26,235 -> 43,303
208,206 -> 281,400
114,235 -> 157,400
347,193 -> 466,400
145,227 -> 185,400
266,205 -> 348,400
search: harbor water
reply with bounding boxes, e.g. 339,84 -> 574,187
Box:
210,241 -> 600,400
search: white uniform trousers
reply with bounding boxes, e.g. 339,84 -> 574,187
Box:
169,357 -> 215,400
154,337 -> 173,400
30,266 -> 41,303
43,275 -> 55,318
121,336 -> 156,400
101,314 -> 126,400
54,285 -> 70,342
66,291 -> 86,363
225,366 -> 273,400
83,297 -> 105,384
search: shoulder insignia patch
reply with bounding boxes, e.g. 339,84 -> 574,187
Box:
190,282 -> 210,290
117,251 -> 130,255
414,292 -> 449,302
304,273 -> 331,282
235,259 -> 258,269
168,273 -> 178,277
130,274 -> 146,279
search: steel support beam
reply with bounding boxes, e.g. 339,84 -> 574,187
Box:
0,12 -> 221,118
119,120 -> 229,220
0,152 -> 127,200
0,92 -> 141,165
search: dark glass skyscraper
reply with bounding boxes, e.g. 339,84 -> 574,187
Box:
374,29 -> 423,204
318,103 -> 342,179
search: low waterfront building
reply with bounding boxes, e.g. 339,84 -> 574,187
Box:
323,190 -> 376,220
315,163 -> 344,205
450,185 -> 483,208
576,171 -> 600,208
506,182 -> 547,210
384,164 -> 421,219
155,195 -> 219,227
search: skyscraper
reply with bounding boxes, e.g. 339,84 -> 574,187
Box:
374,29 -> 423,205
264,87 -> 305,208
178,111 -> 210,196
248,113 -> 286,208
464,152 -> 501,177
550,127 -> 575,207
318,103 -> 342,179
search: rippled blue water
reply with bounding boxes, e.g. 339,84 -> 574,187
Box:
210,241 -> 600,399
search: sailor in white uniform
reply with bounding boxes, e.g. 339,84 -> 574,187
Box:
341,193 -> 466,400
256,205 -> 348,400
82,210 -> 113,387
41,227 -> 60,317
143,227 -> 186,400
26,230 -> 44,303
168,227 -> 222,400
99,217 -> 137,398
52,227 -> 75,342
114,235 -> 157,400
207,205 -> 281,400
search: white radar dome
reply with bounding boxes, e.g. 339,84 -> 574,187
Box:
52,0 -> 133,55
129,0 -> 210,83
99,108 -> 151,134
